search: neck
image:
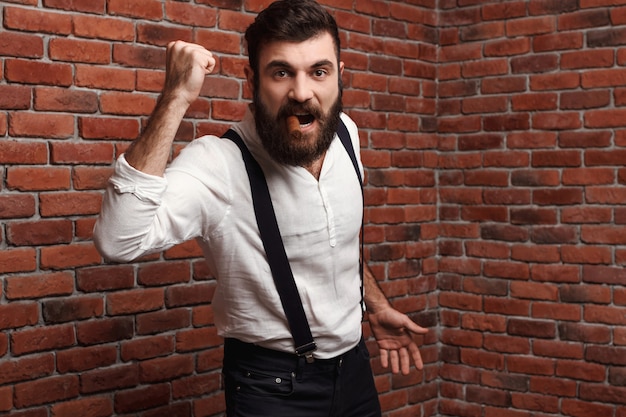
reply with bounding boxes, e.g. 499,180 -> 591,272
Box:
302,153 -> 326,180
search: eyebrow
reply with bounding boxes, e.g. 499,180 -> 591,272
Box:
265,59 -> 336,71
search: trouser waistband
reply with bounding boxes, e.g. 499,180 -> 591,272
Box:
223,338 -> 362,369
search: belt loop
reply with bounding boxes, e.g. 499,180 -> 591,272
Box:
296,356 -> 305,381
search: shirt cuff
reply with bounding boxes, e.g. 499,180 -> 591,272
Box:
109,154 -> 168,205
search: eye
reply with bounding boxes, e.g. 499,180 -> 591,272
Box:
313,69 -> 328,78
274,70 -> 289,78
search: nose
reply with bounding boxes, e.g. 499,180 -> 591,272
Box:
288,73 -> 314,103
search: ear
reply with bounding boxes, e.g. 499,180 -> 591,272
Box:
339,61 -> 344,75
244,65 -> 255,94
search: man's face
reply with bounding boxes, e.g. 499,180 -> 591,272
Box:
247,32 -> 345,167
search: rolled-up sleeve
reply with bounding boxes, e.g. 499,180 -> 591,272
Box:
93,154 -> 170,262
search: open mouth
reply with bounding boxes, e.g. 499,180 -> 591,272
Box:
295,114 -> 315,127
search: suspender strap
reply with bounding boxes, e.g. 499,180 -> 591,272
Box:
336,120 -> 365,312
222,128 -> 317,360
221,118 -> 363,360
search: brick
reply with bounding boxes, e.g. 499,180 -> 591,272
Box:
175,327 -> 222,352
562,399 -> 614,417
0,354 -> 55,386
136,309 -> 191,335
11,324 -> 76,355
0,301 -> 38,330
114,383 -> 170,414
530,376 -> 576,398
4,6 -> 72,35
583,266 -> 626,285
107,0 -> 163,20
139,355 -> 194,383
0,85 -> 31,110
0,385 -> 11,412
49,38 -> 110,64
7,219 -> 73,245
80,363 -> 139,394
0,194 -> 35,220
461,349 -> 504,371
121,335 -> 175,361
534,32 -> 583,52
165,283 -> 214,308
75,65 -> 136,91
9,111 -> 74,138
507,16 -> 556,37
441,328 -> 482,348
533,340 -> 583,360
138,261 -> 191,286
144,402 -> 193,417
56,345 -> 117,373
466,385 -> 510,407
0,141 -> 48,165
100,91 -> 157,116
166,2 -> 218,27
79,116 -> 139,140
559,9 -> 610,30
43,296 -> 103,323
508,319 -> 555,339
532,302 -> 581,321
585,305 -> 626,325
0,31 -> 44,58
72,15 -> 134,41
531,72 -> 580,91
7,167 -> 70,192
76,317 -> 134,345
43,0 -> 105,13
76,265 -> 135,292
163,240 -> 204,260
485,38 -> 530,58
39,192 -> 102,217
34,87 -> 98,113
510,244 -> 559,264
51,142 -> 114,165
173,374 -> 221,400
72,166 -> 114,190
559,323 -> 611,344
113,43 -> 165,69
0,248 -> 37,274
557,359 -> 606,382
50,396 -> 114,417
5,272 -> 74,300
562,207 -> 612,224
107,288 -> 164,315
588,27 -> 626,47
5,59 -> 73,86
40,243 -> 102,269
138,23 -> 193,47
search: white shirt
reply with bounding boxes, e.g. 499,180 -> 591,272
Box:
94,110 -> 365,358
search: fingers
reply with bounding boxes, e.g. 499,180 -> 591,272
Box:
402,315 -> 429,336
380,344 -> 424,375
409,343 -> 424,370
163,41 -> 216,105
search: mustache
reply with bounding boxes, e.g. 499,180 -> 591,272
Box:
277,101 -> 323,120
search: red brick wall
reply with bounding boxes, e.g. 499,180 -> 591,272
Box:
3,0 -> 626,416
437,1 -> 626,416
0,0 -> 438,416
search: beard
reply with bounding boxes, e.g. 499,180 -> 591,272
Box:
253,89 -> 343,167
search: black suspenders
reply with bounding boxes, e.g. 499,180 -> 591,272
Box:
222,120 -> 363,361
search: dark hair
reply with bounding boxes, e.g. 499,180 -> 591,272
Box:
245,0 -> 341,84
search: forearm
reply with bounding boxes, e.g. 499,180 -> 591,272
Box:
363,264 -> 392,314
125,93 -> 189,176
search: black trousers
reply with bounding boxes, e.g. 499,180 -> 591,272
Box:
222,337 -> 382,417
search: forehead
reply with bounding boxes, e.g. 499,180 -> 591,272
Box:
258,32 -> 338,69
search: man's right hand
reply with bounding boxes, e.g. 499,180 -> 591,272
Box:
124,41 -> 216,176
163,41 -> 216,107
